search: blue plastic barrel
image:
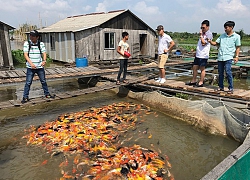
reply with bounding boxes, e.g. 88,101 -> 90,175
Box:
75,57 -> 88,68
176,51 -> 181,55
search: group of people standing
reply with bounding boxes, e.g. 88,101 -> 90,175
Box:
156,20 -> 241,94
22,20 -> 241,104
116,20 -> 241,94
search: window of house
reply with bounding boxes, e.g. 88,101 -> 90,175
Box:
104,32 -> 115,49
50,34 -> 55,50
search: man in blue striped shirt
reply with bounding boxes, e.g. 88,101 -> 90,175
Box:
21,30 -> 54,103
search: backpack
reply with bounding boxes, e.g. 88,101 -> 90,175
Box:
28,40 -> 42,58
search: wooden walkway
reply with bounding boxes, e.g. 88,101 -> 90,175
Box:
0,75 -> 151,109
1,58 -> 249,85
102,74 -> 250,106
0,60 -> 194,85
143,79 -> 250,100
1,60 -> 250,109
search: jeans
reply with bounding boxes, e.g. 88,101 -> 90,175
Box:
218,59 -> 233,90
117,59 -> 128,81
23,68 -> 50,98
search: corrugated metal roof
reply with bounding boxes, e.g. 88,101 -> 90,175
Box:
39,10 -> 126,33
0,21 -> 15,29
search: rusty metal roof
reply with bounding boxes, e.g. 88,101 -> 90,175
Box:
39,10 -> 126,33
0,21 -> 15,29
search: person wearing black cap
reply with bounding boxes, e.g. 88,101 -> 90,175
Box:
21,30 -> 54,103
156,25 -> 175,83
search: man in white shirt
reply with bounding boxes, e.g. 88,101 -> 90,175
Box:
116,32 -> 130,85
156,25 -> 175,84
186,20 -> 213,87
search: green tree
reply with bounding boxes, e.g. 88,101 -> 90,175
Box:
235,29 -> 244,40
14,23 -> 38,41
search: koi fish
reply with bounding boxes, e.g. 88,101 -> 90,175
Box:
41,159 -> 48,165
148,133 -> 152,138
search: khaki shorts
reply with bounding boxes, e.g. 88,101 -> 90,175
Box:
158,54 -> 168,68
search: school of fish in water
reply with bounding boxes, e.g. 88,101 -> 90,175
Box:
23,102 -> 175,180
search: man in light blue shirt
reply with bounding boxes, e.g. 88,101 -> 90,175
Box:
208,21 -> 241,94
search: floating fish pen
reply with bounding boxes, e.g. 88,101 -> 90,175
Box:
0,61 -> 250,179
0,86 -> 246,180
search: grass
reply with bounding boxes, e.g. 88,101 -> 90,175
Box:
176,93 -> 189,100
241,40 -> 250,46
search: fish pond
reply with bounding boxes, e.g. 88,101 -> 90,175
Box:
0,90 -> 240,180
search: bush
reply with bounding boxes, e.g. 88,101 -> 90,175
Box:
12,49 -> 26,64
179,45 -> 197,52
12,49 -> 52,64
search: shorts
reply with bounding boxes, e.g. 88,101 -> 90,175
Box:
158,54 -> 168,68
193,57 -> 208,67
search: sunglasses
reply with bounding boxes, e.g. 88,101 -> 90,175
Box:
200,27 -> 206,29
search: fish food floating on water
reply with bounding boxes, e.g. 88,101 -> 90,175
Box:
22,102 -> 175,180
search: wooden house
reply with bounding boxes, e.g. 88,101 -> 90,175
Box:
0,21 -> 14,68
38,9 -> 156,63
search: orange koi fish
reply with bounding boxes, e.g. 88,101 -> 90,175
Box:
41,159 -> 48,165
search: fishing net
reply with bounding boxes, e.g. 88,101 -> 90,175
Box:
128,91 -> 250,142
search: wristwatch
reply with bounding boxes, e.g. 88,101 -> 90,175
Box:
235,56 -> 239,58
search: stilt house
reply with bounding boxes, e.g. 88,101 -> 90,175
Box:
38,9 -> 156,63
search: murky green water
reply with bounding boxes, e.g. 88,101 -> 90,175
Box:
0,78 -> 87,102
0,91 -> 240,180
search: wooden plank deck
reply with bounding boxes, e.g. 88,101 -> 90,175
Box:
101,73 -> 250,104
0,63 -> 160,85
0,59 -> 221,84
0,60 -> 249,109
0,75 -> 150,110
142,79 -> 250,101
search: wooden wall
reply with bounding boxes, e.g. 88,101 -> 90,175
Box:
100,11 -> 149,30
0,34 -> 2,66
41,11 -> 156,63
0,23 -> 13,68
74,11 -> 156,62
75,28 -> 156,62
75,27 -> 100,62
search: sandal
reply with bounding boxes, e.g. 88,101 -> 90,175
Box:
185,81 -> 197,86
116,81 -> 120,85
193,83 -> 203,87
214,88 -> 224,92
123,80 -> 129,84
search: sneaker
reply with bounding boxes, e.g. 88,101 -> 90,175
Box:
45,94 -> 55,99
155,78 -> 161,82
21,97 -> 30,104
159,78 -> 166,84
227,89 -> 234,94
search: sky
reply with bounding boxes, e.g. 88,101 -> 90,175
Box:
0,0 -> 250,34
